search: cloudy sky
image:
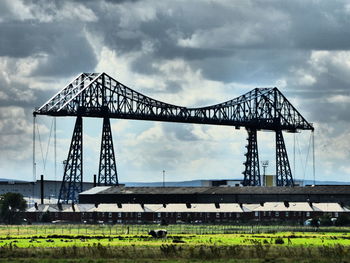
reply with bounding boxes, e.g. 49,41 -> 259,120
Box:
1,0 -> 350,184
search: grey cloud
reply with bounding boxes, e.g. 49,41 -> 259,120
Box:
0,22 -> 55,58
0,2 -> 98,77
31,31 -> 97,77
0,81 -> 57,113
0,20 -> 97,76
162,123 -> 199,141
194,50 -> 310,84
164,80 -> 182,94
280,1 -> 350,50
287,74 -> 350,124
84,0 -> 350,85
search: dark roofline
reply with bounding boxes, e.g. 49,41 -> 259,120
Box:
79,185 -> 350,205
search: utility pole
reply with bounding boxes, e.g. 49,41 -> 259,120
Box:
162,170 -> 165,187
261,161 -> 269,186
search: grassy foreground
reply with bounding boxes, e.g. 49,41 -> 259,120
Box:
1,226 -> 350,262
0,243 -> 349,263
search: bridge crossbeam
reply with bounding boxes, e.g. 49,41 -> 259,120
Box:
34,73 -> 313,132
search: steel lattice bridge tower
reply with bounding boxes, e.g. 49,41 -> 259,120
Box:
34,72 -> 314,203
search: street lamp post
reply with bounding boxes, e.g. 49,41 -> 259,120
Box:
261,161 -> 269,186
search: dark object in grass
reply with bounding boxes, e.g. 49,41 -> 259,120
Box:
173,239 -> 186,243
148,229 -> 167,238
275,238 -> 284,244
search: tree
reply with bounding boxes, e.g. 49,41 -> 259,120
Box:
0,192 -> 27,224
335,214 -> 350,226
320,213 -> 333,226
310,217 -> 320,228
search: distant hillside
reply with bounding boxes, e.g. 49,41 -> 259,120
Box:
0,178 -> 29,183
0,177 -> 348,186
121,180 -> 205,187
122,179 -> 350,187
303,179 -> 350,185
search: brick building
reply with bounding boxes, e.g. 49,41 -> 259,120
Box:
25,202 -> 348,224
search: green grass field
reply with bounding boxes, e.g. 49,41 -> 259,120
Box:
1,225 -> 350,262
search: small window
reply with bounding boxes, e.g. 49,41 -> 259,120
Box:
177,213 -> 181,218
118,212 -> 122,218
108,212 -> 112,218
275,212 -> 279,217
306,212 -> 310,217
137,212 -> 141,218
335,212 -> 339,218
157,212 -> 161,218
216,213 -> 220,218
236,213 -> 240,218
286,212 -> 289,217
255,211 -> 259,217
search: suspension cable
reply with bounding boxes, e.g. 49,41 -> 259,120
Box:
302,133 -> 312,182
36,122 -> 45,174
43,119 -> 54,172
295,132 -> 312,183
33,115 -> 36,182
312,130 -> 315,185
36,118 -> 54,174
54,117 -> 57,196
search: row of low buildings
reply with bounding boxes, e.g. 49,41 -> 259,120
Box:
25,202 -> 348,224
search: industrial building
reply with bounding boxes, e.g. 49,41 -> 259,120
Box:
79,185 -> 350,205
21,184 -> 350,224
0,178 -> 94,204
25,202 -> 348,224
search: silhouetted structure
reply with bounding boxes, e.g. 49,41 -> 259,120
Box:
34,73 -> 313,203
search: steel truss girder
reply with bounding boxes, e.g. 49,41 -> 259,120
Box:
98,117 -> 119,186
34,73 -> 314,132
58,116 -> 83,204
276,130 -> 294,186
242,128 -> 261,186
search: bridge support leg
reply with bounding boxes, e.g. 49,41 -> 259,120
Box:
242,128 -> 261,186
98,117 -> 119,186
58,116 -> 83,204
276,129 -> 294,186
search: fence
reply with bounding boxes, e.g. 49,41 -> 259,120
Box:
1,224 -> 350,236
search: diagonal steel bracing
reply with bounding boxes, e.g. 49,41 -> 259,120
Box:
276,130 -> 294,186
34,73 -> 314,132
242,128 -> 261,186
58,116 -> 83,204
98,117 -> 119,186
